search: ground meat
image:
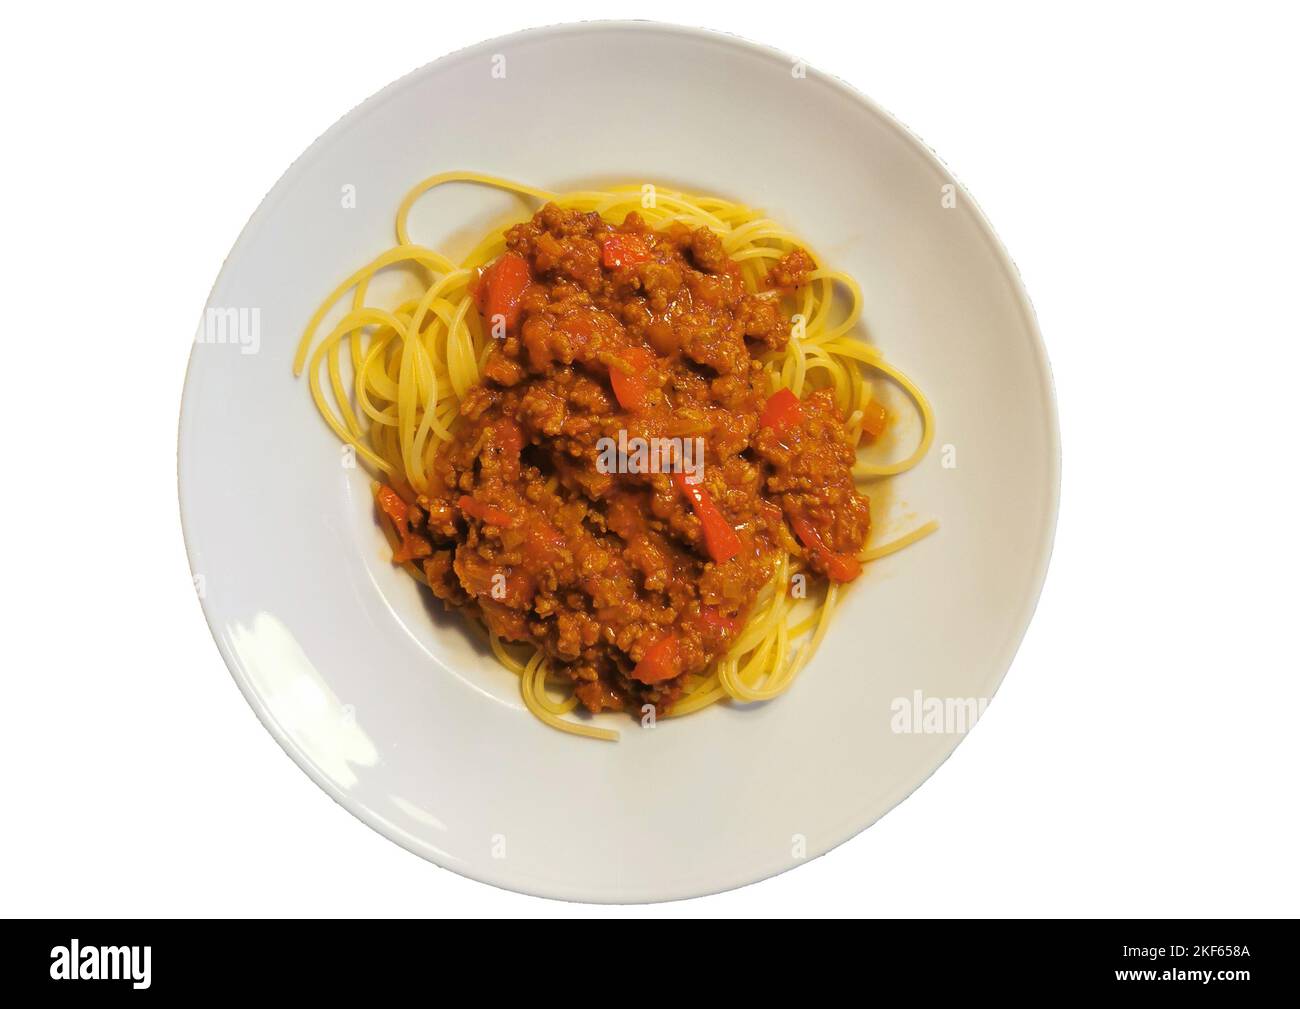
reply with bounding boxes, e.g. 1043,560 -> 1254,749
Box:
755,388 -> 872,565
765,248 -> 816,293
383,204 -> 871,717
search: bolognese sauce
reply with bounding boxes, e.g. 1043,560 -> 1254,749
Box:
376,204 -> 877,717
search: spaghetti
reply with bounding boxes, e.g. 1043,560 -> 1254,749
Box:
295,172 -> 936,741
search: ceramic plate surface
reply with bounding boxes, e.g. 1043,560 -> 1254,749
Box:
179,21 -> 1059,902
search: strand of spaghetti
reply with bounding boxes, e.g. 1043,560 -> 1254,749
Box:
607,184 -> 749,215
782,338 -> 809,396
488,632 -> 528,675
861,520 -> 941,562
346,292 -> 366,379
801,346 -> 851,407
806,270 -> 864,343
407,342 -> 444,480
846,360 -> 867,428
786,584 -> 840,682
724,615 -> 791,702
787,608 -> 821,639
845,409 -> 865,445
435,396 -> 460,431
458,231 -> 510,271
357,330 -> 400,425
725,559 -> 789,655
798,281 -> 817,335
360,344 -> 410,417
443,304 -> 468,406
729,246 -> 785,262
402,280 -> 472,460
768,619 -> 794,690
527,656 -> 569,715
395,171 -> 557,246
411,352 -> 447,463
606,183 -> 744,217
735,625 -> 780,689
327,335 -> 363,440
444,297 -> 478,403
518,654 -> 618,742
799,276 -> 833,339
722,592 -> 799,699
722,219 -> 800,253
669,685 -> 729,717
378,424 -> 403,473
407,270 -> 470,336
697,202 -> 759,224
307,312 -> 409,473
840,353 -> 936,477
572,190 -> 728,230
369,424 -> 390,469
431,274 -> 475,331
338,277 -> 408,437
476,337 -> 495,373
729,576 -> 833,702
294,245 -> 455,374
396,315 -> 427,490
670,670 -> 728,716
537,671 -> 581,716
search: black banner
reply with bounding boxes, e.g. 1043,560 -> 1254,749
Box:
2,921 -> 1281,995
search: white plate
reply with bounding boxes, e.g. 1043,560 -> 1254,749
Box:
179,21 -> 1059,903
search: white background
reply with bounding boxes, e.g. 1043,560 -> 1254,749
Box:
3,1 -> 1297,918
